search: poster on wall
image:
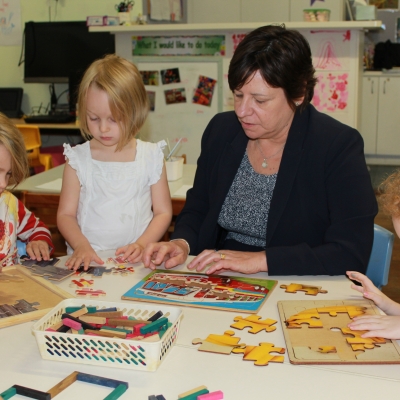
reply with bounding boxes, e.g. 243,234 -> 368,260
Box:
0,0 -> 22,46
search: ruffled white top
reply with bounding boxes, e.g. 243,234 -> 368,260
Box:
63,139 -> 166,254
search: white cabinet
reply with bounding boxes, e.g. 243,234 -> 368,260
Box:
360,76 -> 379,154
360,74 -> 400,159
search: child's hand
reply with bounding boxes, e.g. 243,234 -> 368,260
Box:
65,243 -> 104,271
347,270 -> 400,317
26,240 -> 51,261
348,315 -> 400,340
115,243 -> 144,264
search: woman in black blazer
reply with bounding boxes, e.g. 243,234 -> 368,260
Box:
143,25 -> 377,276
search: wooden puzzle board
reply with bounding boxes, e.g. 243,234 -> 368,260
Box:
278,300 -> 400,365
122,270 -> 277,313
0,265 -> 73,328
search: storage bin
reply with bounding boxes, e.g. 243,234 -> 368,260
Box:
32,299 -> 183,371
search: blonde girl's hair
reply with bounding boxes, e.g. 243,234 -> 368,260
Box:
0,112 -> 30,187
77,54 -> 149,151
379,170 -> 400,218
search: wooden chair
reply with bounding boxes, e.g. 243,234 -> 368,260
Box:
20,191 -> 67,257
16,125 -> 53,171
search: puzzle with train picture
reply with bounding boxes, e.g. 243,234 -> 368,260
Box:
122,270 -> 277,313
278,299 -> 400,364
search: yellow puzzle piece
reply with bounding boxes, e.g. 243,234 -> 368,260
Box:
233,342 -> 285,366
341,327 -> 386,351
231,315 -> 277,334
280,283 -> 327,296
192,330 -> 245,355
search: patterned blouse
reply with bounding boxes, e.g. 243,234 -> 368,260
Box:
218,152 -> 277,248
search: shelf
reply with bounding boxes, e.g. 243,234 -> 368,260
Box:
90,20 -> 383,35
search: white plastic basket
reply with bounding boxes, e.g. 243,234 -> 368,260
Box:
32,299 -> 183,371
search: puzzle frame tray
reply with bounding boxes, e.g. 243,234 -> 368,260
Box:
0,265 -> 73,328
278,299 -> 400,365
121,270 -> 277,313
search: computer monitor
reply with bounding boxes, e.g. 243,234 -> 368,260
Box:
24,21 -> 115,113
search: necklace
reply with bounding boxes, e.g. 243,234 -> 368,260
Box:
255,139 -> 285,168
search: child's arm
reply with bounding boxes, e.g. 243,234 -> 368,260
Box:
16,198 -> 53,261
115,164 -> 172,263
57,163 -> 104,270
346,270 -> 400,339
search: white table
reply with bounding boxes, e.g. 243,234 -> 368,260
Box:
1,254 -> 400,399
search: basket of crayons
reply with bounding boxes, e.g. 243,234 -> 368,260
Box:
32,299 -> 183,371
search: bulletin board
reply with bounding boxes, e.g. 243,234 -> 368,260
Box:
134,56 -> 223,163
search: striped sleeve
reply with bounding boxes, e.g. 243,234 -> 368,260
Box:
16,199 -> 54,254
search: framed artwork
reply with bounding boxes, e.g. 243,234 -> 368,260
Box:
122,269 -> 277,313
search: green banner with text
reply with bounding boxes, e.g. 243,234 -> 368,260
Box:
132,36 -> 225,56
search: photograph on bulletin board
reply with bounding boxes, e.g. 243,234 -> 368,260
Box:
164,88 -> 187,104
147,91 -> 156,111
161,68 -> 181,84
140,70 -> 159,86
192,75 -> 217,107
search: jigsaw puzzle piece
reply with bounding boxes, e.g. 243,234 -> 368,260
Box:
192,330 -> 245,355
233,342 -> 285,366
341,327 -> 386,351
316,305 -> 366,318
231,315 -> 277,334
280,283 -> 327,296
318,346 -> 337,353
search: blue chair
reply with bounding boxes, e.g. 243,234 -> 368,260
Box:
365,224 -> 394,289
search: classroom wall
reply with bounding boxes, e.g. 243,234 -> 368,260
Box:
0,0 -> 143,115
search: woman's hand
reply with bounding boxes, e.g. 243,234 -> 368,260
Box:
188,250 -> 268,275
142,240 -> 189,270
115,243 -> 144,264
26,240 -> 51,261
348,315 -> 400,340
65,243 -> 104,271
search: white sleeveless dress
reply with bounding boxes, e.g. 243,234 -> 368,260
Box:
63,139 -> 166,254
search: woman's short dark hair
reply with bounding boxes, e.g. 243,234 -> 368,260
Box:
228,24 -> 317,112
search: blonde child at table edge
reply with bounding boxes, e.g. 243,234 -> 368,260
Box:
347,170 -> 400,339
57,55 -> 172,270
0,113 -> 53,270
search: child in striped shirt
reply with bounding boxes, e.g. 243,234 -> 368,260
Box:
0,113 -> 53,269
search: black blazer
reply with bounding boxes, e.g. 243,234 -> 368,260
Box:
172,105 -> 378,275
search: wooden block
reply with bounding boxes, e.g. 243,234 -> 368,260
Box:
48,321 -> 64,331
107,318 -> 150,327
61,313 -> 99,330
198,391 -> 224,400
13,385 -> 51,400
76,372 -> 128,389
178,386 -> 208,398
89,311 -> 123,318
147,311 -> 163,322
139,317 -> 168,335
100,329 -> 127,338
103,384 -> 127,400
79,315 -> 107,324
84,329 -> 121,338
46,371 -> 78,398
0,387 -> 16,400
62,318 -> 82,330
69,307 -> 89,318
179,389 -> 209,400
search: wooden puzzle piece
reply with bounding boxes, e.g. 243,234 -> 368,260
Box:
232,342 -> 285,366
75,288 -> 106,297
70,278 -> 94,288
79,267 -> 113,277
280,283 -> 327,296
192,330 -> 245,355
111,265 -> 135,275
341,327 -> 386,351
286,305 -> 367,329
231,315 -> 277,334
318,346 -> 337,353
